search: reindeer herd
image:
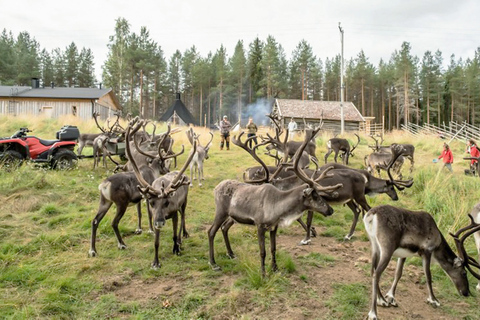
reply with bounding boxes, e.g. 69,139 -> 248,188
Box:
83,115 -> 480,320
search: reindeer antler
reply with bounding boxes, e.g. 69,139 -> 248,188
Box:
93,111 -> 107,133
450,214 -> 480,279
350,133 -> 361,156
232,132 -> 272,184
289,128 -> 342,193
386,144 -> 413,190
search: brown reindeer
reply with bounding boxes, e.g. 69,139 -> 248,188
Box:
208,128 -> 342,276
364,205 -> 480,320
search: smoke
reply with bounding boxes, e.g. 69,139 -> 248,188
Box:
241,98 -> 273,126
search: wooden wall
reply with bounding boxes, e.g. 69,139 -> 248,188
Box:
0,98 -> 118,121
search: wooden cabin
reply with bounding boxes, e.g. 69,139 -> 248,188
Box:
0,80 -> 122,120
271,99 -> 366,133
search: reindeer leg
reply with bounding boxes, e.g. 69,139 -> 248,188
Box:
208,211 -> 227,271
270,226 -> 279,272
134,202 -> 143,234
368,253 -> 391,320
385,258 -> 405,307
146,201 -> 154,234
333,150 -> 339,163
257,224 -> 267,277
199,163 -> 204,186
345,201 -> 361,240
152,228 -> 161,269
422,253 -> 440,307
221,217 -> 236,259
89,198 -> 113,257
180,201 -> 189,239
324,149 -> 332,164
171,212 -> 180,255
298,211 -> 315,245
111,203 -> 128,250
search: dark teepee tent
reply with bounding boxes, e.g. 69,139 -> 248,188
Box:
159,93 -> 197,126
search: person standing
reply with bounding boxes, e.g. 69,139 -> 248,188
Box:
438,143 -> 453,172
246,117 -> 258,148
466,139 -> 480,175
287,118 -> 297,140
220,115 -> 231,150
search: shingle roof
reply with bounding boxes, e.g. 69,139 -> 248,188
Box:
0,86 -> 112,99
276,99 -> 365,122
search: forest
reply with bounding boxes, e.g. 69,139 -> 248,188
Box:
1,17 -> 479,130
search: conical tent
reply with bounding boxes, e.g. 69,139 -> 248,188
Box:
159,93 -> 197,126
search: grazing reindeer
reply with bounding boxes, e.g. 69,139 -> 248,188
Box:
126,119 -> 196,268
324,134 -> 360,165
208,129 -> 342,276
365,151 -> 404,179
468,202 -> 480,291
364,205 -> 480,320
186,128 -> 213,187
369,136 -> 415,172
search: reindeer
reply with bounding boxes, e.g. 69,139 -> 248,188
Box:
244,156 -> 413,242
77,133 -> 102,156
369,135 -> 415,172
365,150 -> 404,179
324,133 -> 360,165
186,128 -> 213,187
364,205 -> 480,320
88,122 -> 177,257
91,112 -> 126,169
126,119 -> 196,268
264,116 -> 318,167
208,128 -> 342,277
468,202 -> 480,291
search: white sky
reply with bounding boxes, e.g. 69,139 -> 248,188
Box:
3,0 -> 480,81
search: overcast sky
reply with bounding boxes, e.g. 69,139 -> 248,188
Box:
3,0 -> 480,81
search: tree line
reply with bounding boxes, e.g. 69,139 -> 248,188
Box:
1,18 -> 480,130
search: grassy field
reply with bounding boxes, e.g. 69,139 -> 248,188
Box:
0,115 -> 479,319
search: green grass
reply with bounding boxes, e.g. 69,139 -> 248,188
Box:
0,116 -> 479,319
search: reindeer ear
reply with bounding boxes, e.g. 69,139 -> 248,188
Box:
303,188 -> 314,197
454,257 -> 463,268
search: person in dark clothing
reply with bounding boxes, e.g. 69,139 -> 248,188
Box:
220,115 -> 231,150
246,117 -> 258,148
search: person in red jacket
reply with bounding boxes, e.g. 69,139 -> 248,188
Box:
438,143 -> 453,172
466,139 -> 480,175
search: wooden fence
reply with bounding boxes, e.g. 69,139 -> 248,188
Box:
401,121 -> 480,143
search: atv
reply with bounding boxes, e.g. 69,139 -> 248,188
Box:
0,125 -> 80,170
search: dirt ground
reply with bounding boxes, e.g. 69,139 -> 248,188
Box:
98,225 -> 473,320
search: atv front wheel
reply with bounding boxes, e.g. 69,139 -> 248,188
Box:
0,150 -> 24,171
51,149 -> 78,170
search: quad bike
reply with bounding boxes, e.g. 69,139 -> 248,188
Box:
0,125 -> 80,170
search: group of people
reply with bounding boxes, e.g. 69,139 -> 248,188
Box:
219,115 -> 260,150
438,139 -> 480,173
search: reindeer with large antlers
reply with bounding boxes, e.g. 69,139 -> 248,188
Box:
324,134 -> 360,165
364,205 -> 480,320
186,128 -> 213,187
208,128 -> 342,276
90,112 -> 126,169
126,119 -> 196,268
88,120 -> 180,257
